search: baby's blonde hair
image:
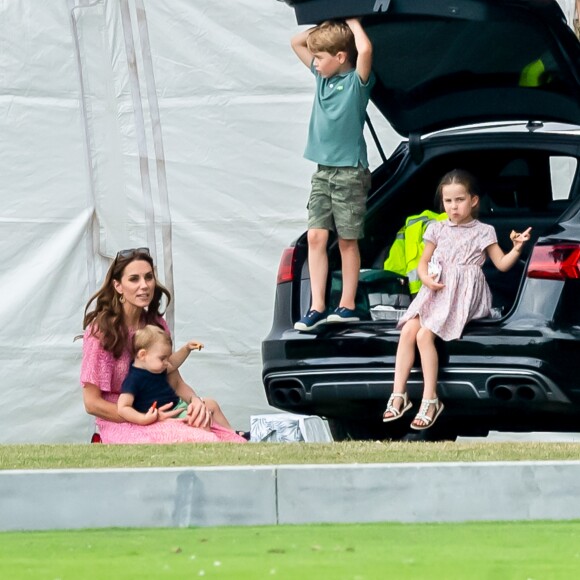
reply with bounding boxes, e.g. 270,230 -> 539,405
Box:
133,324 -> 172,356
307,20 -> 357,65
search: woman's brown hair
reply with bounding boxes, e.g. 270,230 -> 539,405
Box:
82,250 -> 171,358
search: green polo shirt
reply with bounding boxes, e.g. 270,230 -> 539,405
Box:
304,63 -> 375,168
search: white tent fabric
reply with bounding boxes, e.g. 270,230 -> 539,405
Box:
0,0 -> 398,442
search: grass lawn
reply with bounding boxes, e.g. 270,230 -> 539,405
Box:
1,521 -> 580,579
1,441 -> 580,470
2,444 -> 580,578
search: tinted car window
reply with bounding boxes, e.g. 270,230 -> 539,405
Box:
370,17 -> 568,92
365,10 -> 580,134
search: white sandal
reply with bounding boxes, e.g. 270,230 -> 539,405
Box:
410,397 -> 445,430
382,392 -> 412,423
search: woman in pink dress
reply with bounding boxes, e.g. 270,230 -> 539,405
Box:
382,170 -> 532,430
80,248 -> 246,444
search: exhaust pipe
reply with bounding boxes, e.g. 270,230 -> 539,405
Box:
269,378 -> 306,406
488,378 -> 543,402
491,385 -> 514,401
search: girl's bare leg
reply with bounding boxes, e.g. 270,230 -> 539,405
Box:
413,327 -> 440,427
383,317 -> 421,419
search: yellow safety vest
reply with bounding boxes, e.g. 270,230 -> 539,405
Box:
519,55 -> 554,87
519,58 -> 545,87
383,210 -> 447,294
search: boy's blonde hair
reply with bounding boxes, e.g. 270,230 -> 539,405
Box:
133,324 -> 172,355
307,20 -> 357,65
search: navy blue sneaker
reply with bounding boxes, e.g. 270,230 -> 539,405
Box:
294,309 -> 327,331
326,307 -> 360,323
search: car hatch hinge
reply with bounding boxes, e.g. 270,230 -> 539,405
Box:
409,133 -> 423,164
373,0 -> 392,13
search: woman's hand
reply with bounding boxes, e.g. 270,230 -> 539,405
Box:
167,369 -> 212,430
186,397 -> 213,431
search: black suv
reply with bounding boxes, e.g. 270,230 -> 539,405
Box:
262,0 -> 580,440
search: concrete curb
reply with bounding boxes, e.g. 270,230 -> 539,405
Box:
1,461 -> 580,531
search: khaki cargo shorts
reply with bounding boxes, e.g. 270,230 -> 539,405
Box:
307,164 -> 371,240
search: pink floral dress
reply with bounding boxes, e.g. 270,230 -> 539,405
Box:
397,219 -> 497,341
80,317 -> 246,444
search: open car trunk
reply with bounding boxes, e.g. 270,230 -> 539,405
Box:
263,0 -> 580,440
318,132 -> 577,324
281,0 -> 580,327
283,0 -> 580,136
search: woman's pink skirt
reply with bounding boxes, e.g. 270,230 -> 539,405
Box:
96,418 -> 247,444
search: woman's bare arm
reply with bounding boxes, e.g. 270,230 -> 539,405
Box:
83,383 -> 125,423
167,369 -> 212,429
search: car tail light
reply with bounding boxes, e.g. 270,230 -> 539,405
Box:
277,247 -> 296,284
527,243 -> 580,280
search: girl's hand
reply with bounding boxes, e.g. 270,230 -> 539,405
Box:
423,274 -> 445,292
186,340 -> 204,352
510,226 -> 532,252
156,402 -> 184,422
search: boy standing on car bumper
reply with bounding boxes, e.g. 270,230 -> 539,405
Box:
291,19 -> 375,331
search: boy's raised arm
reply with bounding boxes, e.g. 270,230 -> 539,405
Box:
346,18 -> 373,83
291,27 -> 314,68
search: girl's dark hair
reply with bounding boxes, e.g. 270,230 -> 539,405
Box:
435,169 -> 481,216
82,250 -> 171,358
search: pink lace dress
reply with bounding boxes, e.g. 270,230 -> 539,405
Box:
397,219 -> 497,341
80,318 -> 246,444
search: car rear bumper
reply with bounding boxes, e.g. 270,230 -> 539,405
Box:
265,357 -> 570,401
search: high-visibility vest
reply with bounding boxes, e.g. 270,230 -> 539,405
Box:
519,58 -> 546,87
519,53 -> 555,87
383,210 -> 447,294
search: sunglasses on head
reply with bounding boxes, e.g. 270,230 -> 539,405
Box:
115,247 -> 150,260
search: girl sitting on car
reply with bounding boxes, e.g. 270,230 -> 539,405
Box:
382,170 -> 531,430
